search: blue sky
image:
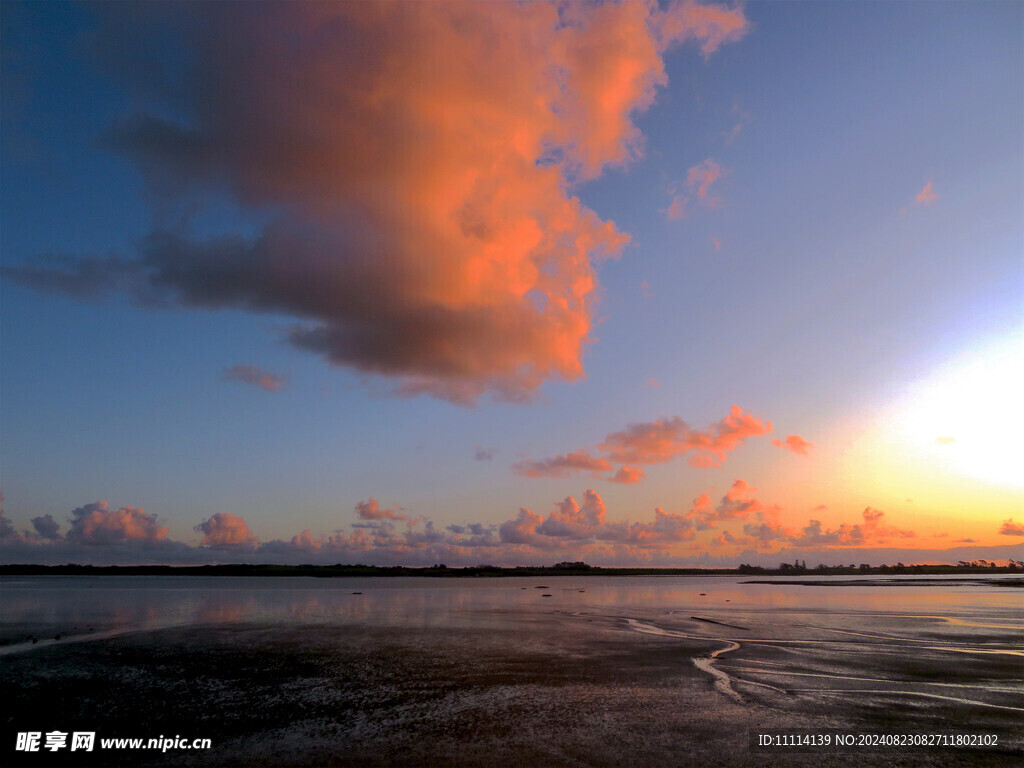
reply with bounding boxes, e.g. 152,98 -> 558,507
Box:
2,1 -> 1021,566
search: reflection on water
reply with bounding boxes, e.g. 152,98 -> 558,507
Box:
2,574 -> 1021,638
2,574 -> 1021,714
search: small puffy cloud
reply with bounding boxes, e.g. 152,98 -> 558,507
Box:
653,0 -> 750,57
609,465 -> 646,485
599,416 -> 690,464
916,181 -> 938,205
723,103 -> 749,144
687,158 -> 723,204
712,530 -> 739,546
771,434 -> 813,456
788,507 -> 914,548
666,194 -> 688,221
0,514 -> 20,541
610,466 -> 643,483
512,450 -> 613,478
224,364 -> 288,392
626,507 -> 695,547
499,508 -> 546,546
31,514 -> 61,540
717,479 -> 769,518
195,512 -> 259,551
355,498 -> 406,522
664,158 -> 726,220
743,519 -> 791,546
67,501 -> 168,545
999,518 -> 1024,536
537,490 -> 608,539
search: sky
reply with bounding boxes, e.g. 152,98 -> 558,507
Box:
1,0 -> 1022,568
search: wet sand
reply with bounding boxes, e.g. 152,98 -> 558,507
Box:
3,608 -> 1021,767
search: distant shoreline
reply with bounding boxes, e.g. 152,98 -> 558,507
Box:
1,563 -> 1021,578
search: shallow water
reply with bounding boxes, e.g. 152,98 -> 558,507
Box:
3,574 -> 1021,706
2,574 -> 1021,766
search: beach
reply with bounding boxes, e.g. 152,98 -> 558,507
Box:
2,576 -> 1021,766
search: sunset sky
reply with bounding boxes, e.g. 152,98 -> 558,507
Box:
2,1 -> 1021,567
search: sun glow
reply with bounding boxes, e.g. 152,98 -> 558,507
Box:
890,333 -> 1024,488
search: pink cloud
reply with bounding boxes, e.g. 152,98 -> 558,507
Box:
687,158 -> 723,204
597,405 -> 773,469
195,512 -> 259,551
355,498 -> 407,522
498,508 -> 546,546
516,405 -> 772,483
653,1 -> 750,57
771,434 -> 813,456
67,501 -> 168,545
512,450 -> 613,479
609,465 -> 646,485
788,508 -> 914,548
665,158 -> 726,220
626,507 -> 696,547
687,480 -> 777,530
8,2 -> 749,405
666,194 -> 688,220
224,364 -> 288,392
681,405 -> 773,467
536,490 -> 608,539
916,181 -> 938,204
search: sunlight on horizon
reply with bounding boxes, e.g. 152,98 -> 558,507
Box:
888,332 -> 1024,489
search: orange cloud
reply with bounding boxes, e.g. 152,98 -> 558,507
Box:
224,364 -> 287,392
999,519 -> 1024,536
789,507 -> 914,548
771,434 -> 813,455
536,490 -> 608,539
625,507 -> 696,547
7,1 -> 749,404
687,480 -> 777,530
609,465 -> 646,485
67,501 -> 168,545
355,498 -> 407,522
601,405 -> 772,466
195,512 -> 259,551
512,450 -> 613,479
916,181 -> 938,204
517,405 -> 771,482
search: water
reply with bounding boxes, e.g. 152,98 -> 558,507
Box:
2,574 -> 1021,765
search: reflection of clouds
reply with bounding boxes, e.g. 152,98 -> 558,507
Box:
5,576 -> 1021,643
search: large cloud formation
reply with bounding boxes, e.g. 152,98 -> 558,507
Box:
195,512 -> 260,551
5,1 -> 749,403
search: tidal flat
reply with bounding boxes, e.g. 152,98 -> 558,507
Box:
2,575 -> 1021,767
